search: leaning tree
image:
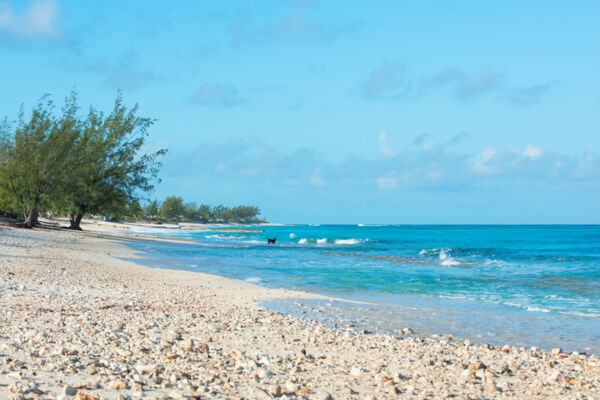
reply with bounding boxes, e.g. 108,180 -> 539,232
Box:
0,95 -> 79,228
59,93 -> 166,230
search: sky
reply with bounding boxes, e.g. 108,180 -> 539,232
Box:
1,0 -> 599,223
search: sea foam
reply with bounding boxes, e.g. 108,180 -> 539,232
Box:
334,239 -> 361,245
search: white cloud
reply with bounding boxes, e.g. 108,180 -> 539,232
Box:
471,146 -> 497,174
309,168 -> 325,187
0,0 -> 59,38
165,138 -> 600,193
376,177 -> 398,190
378,130 -> 395,157
190,83 -> 245,107
522,144 -> 543,160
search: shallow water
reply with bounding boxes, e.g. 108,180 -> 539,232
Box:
124,224 -> 600,353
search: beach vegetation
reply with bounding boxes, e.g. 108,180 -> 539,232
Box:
159,196 -> 185,220
0,92 -> 166,229
0,93 -> 264,228
57,93 -> 166,230
147,198 -> 262,223
143,199 -> 160,218
0,96 -> 79,228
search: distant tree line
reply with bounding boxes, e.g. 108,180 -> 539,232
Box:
141,196 -> 262,223
0,92 -> 166,229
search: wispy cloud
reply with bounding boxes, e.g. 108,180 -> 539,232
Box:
507,82 -> 555,106
445,131 -> 472,146
376,176 -> 398,190
358,61 -> 410,100
378,130 -> 395,157
227,1 -> 362,47
163,137 -> 600,194
521,144 -> 543,160
104,51 -> 160,91
190,83 -> 245,107
431,67 -> 503,99
0,0 -> 60,39
356,63 -> 553,106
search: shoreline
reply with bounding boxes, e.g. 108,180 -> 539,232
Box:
1,225 -> 599,399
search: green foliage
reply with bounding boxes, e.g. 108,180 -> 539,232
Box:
0,92 -> 262,227
0,96 -> 79,227
0,92 -> 166,229
183,202 -> 199,221
144,197 -> 261,223
159,196 -> 184,220
57,92 -> 166,229
143,199 -> 159,218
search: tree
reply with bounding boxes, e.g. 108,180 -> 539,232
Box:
58,93 -> 166,229
196,204 -> 212,222
183,202 -> 199,221
159,196 -> 184,220
230,205 -> 260,222
143,199 -> 160,219
0,95 -> 79,228
212,204 -> 228,221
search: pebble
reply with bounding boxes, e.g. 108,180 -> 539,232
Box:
548,370 -> 564,383
197,343 -> 209,353
63,385 -> 77,396
284,382 -> 299,393
183,338 -> 194,351
483,381 -> 499,393
268,384 -> 282,397
85,365 -> 97,374
251,387 -> 271,399
312,392 -> 333,400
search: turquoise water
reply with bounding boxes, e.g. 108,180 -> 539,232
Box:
126,225 -> 600,353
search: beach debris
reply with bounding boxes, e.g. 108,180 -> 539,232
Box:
552,347 -> 562,356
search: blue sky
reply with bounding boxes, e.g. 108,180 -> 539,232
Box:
1,1 -> 599,223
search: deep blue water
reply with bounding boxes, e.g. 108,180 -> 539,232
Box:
124,225 -> 600,353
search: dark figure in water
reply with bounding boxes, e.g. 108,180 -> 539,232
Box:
267,237 -> 276,244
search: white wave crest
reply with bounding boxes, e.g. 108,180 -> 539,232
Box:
439,249 -> 461,266
245,277 -> 262,283
316,238 -> 328,244
289,233 -> 296,239
527,306 -> 551,313
334,239 -> 361,245
205,234 -> 245,240
440,259 -> 461,266
298,238 -> 308,244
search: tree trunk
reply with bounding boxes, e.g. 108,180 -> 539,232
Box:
22,209 -> 38,228
69,210 -> 84,230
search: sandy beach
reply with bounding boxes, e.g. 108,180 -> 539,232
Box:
1,224 -> 599,400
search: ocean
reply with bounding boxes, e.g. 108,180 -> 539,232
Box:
124,224 -> 600,354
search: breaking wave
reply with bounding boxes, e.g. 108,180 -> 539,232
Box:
419,248 -> 462,266
297,238 -> 365,246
